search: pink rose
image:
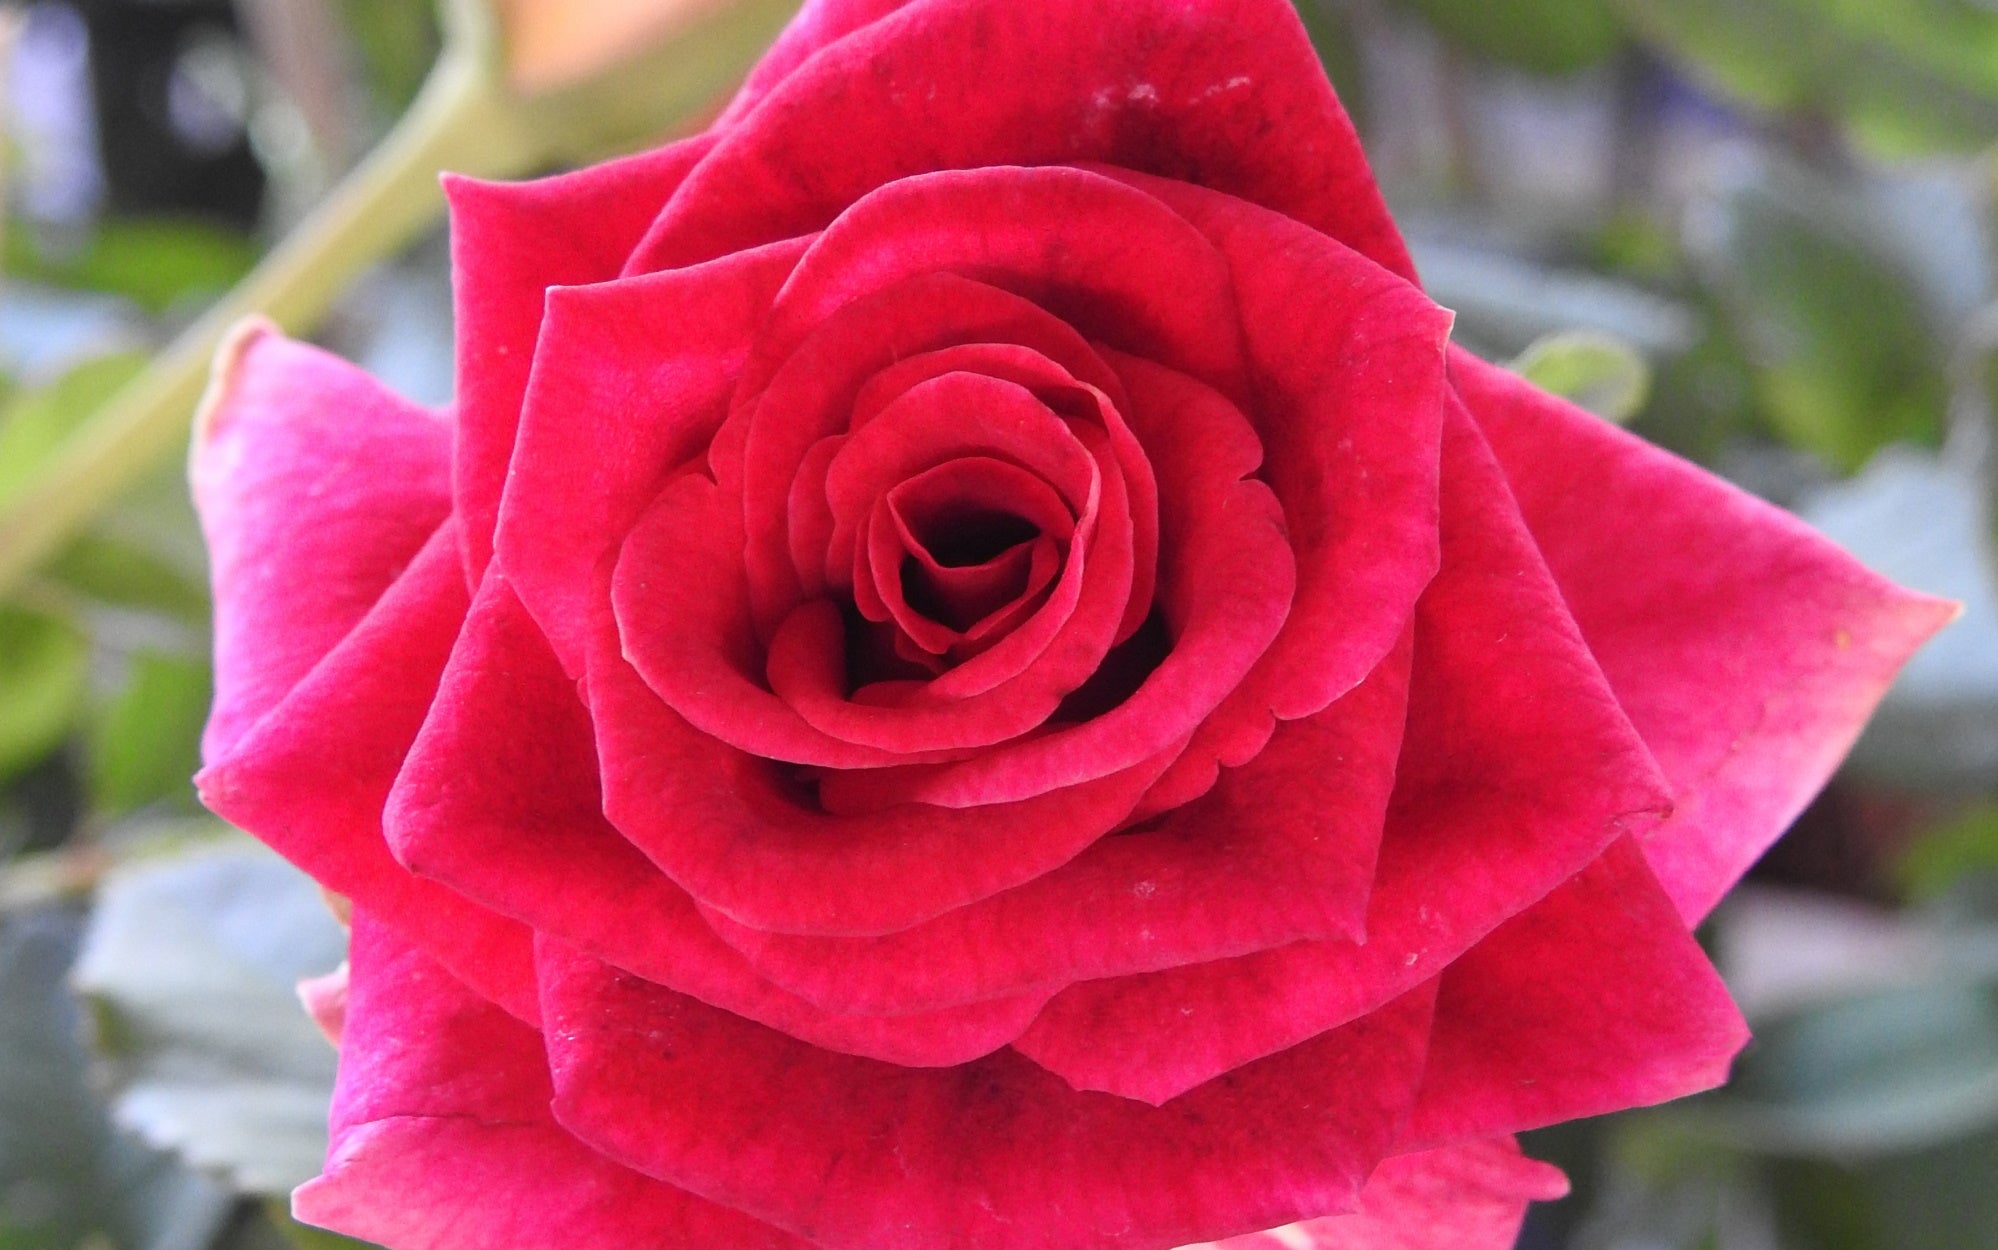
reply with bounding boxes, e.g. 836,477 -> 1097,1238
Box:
191,1 -> 1950,1247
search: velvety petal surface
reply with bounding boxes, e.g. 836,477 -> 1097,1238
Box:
1011,404 -> 1671,1104
294,914 -> 804,1250
589,636 -> 1174,935
541,938 -> 1436,1250
445,135 -> 717,577
1454,348 -> 1958,923
496,236 -> 811,677
192,322 -> 450,762
699,634 -> 1409,1017
1201,1140 -> 1568,1250
386,574 -> 1050,1065
712,0 -> 910,125
1094,169 -> 1450,809
740,166 -> 1245,398
633,0 -> 1412,282
812,352 -> 1293,812
197,524 -> 540,1022
1401,837 -> 1748,1146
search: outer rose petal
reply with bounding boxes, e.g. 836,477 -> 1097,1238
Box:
192,322 -> 450,762
197,524 -> 541,1023
634,0 -> 1413,283
386,574 -> 1053,1066
1090,168 -> 1451,806
1400,837 -> 1749,1146
294,914 -> 805,1250
1011,405 -> 1671,1104
496,235 -> 811,677
296,964 -> 348,1045
541,938 -> 1437,1250
589,639 -> 1177,935
697,635 -> 1410,1017
1200,1140 -> 1568,1250
1453,348 -> 1959,923
445,135 -> 717,578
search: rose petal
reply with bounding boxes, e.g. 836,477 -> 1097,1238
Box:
196,524 -> 540,1022
699,632 -> 1410,1017
293,914 -> 805,1250
743,166 -> 1245,400
813,355 -> 1293,810
495,235 -> 810,677
192,323 -> 450,763
385,575 -> 1050,1065
1010,403 -> 1671,1103
820,371 -> 1101,588
589,634 -> 1175,935
1201,1139 -> 1568,1250
1093,169 -> 1451,807
1454,347 -> 1959,923
541,937 -> 1436,1250
737,274 -> 1128,633
869,458 -> 1070,652
638,0 -> 1412,283
1399,837 -> 1749,1146
445,135 -> 717,577
614,474 -> 962,767
296,964 -> 348,1046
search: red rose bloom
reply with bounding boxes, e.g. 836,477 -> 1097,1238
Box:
191,2 -> 1950,1247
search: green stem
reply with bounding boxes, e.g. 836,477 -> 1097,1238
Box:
0,48 -> 535,597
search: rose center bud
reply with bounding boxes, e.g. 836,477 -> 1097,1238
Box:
858,454 -> 1075,668
897,504 -> 1040,629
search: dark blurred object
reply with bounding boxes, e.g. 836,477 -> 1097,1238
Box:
74,0 -> 263,227
1753,779 -> 1941,904
1,750 -> 84,859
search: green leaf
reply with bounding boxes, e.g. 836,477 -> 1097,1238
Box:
0,354 -> 150,510
1510,328 -> 1653,423
1693,164 -> 1947,472
0,606 -> 88,783
89,652 -> 212,818
5,219 -> 258,316
1393,0 -> 1622,75
44,533 -> 210,623
1614,0 -> 1998,155
72,836 -> 347,1196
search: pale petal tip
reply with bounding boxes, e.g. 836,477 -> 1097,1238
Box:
192,315 -> 282,450
297,961 -> 351,1046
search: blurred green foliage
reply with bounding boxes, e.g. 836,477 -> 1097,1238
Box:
335,0 -> 444,115
1395,0 -> 1621,76
0,355 -> 149,506
1511,328 -> 1653,423
5,223 -> 258,316
1693,166 -> 1949,471
0,606 -> 87,782
1613,0 -> 1998,156
1900,805 -> 1998,901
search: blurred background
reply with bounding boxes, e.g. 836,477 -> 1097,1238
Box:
0,1 -> 1994,1248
